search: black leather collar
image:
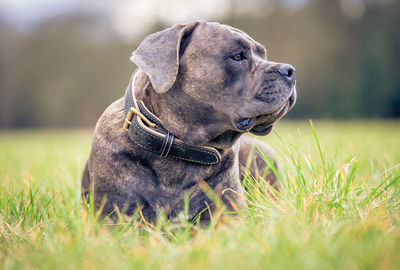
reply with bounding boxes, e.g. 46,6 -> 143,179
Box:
123,73 -> 221,165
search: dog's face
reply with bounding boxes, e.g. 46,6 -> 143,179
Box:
131,21 -> 296,148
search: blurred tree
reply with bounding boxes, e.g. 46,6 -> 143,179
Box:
0,16 -> 138,127
0,0 -> 399,127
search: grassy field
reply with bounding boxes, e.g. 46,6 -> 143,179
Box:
1,120 -> 399,270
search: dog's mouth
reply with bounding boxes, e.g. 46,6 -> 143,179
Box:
242,91 -> 296,136
207,130 -> 242,149
206,89 -> 296,148
206,100 -> 288,148
248,103 -> 288,135
206,116 -> 276,149
249,121 -> 275,136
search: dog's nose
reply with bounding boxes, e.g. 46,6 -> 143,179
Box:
277,64 -> 296,81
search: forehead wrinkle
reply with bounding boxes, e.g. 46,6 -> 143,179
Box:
212,24 -> 265,57
245,37 -> 266,59
235,33 -> 266,59
234,39 -> 251,51
255,43 -> 267,59
205,22 -> 267,59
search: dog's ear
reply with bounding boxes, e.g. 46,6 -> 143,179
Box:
130,21 -> 200,93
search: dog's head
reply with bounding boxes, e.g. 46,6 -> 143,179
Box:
131,21 -> 296,149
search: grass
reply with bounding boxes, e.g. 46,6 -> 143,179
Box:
0,120 -> 399,270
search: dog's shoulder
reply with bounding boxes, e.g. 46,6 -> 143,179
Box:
95,97 -> 125,132
91,97 -> 129,156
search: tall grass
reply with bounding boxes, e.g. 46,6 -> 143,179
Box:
0,121 -> 399,270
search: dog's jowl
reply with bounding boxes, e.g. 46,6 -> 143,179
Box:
82,21 -> 296,222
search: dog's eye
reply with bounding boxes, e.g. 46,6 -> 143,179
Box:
231,52 -> 245,61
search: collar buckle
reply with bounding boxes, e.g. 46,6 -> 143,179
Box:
123,107 -> 156,132
123,72 -> 221,165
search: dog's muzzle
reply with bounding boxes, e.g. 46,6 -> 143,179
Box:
248,89 -> 296,136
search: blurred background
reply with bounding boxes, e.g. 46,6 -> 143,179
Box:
0,0 -> 399,128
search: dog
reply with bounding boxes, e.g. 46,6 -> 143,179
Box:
82,21 -> 296,222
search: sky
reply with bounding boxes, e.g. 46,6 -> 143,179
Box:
0,0 -> 311,38
0,0 -> 107,29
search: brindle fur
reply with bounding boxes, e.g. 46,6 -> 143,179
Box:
82,21 -> 296,222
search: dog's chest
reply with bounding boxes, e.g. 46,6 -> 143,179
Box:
151,154 -> 237,187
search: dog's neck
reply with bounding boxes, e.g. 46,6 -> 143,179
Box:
131,70 -> 242,149
132,71 -> 176,130
132,70 -> 156,112
132,70 -> 203,146
124,71 -> 222,165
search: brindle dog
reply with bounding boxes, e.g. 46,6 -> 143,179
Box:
82,21 -> 296,222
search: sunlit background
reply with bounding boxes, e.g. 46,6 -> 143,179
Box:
0,0 -> 399,127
